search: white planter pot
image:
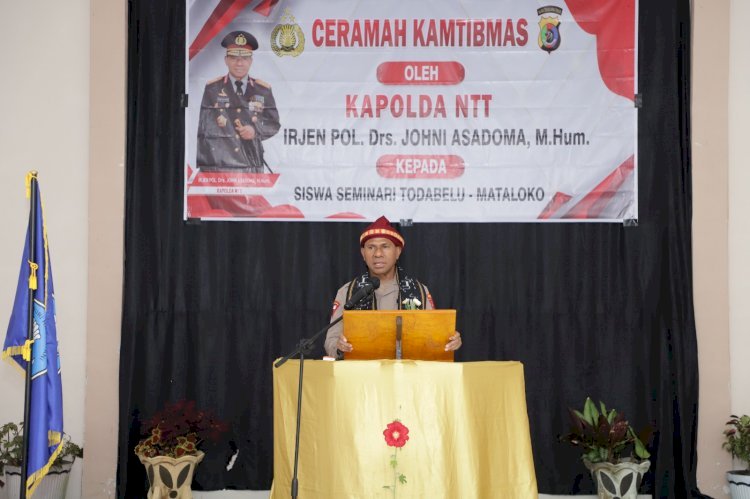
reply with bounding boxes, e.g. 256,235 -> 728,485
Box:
584,459 -> 651,499
137,451 -> 204,499
727,471 -> 750,499
2,461 -> 72,499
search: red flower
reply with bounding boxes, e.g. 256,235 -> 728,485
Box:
383,421 -> 409,448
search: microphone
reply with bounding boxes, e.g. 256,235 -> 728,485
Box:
344,277 -> 381,310
369,276 -> 381,289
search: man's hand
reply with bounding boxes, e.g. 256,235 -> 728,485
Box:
445,331 -> 462,351
337,335 -> 353,353
235,123 -> 257,140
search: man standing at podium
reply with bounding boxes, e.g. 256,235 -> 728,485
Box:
324,216 -> 462,358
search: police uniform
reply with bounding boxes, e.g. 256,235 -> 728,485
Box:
324,278 -> 434,358
323,216 -> 438,358
196,31 -> 281,172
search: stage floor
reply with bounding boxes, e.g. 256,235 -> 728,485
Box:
195,492 -> 651,498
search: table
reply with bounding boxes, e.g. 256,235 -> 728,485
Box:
271,360 -> 537,498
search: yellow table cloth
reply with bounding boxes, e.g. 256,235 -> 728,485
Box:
271,360 -> 537,498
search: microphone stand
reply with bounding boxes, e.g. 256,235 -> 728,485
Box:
274,285 -> 373,499
274,316 -> 341,499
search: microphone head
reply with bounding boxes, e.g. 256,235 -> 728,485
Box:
369,276 -> 381,289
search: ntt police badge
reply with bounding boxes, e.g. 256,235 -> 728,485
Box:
537,6 -> 563,53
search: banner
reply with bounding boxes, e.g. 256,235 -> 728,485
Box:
2,174 -> 64,497
185,0 -> 637,222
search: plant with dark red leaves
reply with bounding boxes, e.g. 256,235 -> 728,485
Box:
723,414 -> 750,471
134,400 -> 228,459
560,397 -> 651,464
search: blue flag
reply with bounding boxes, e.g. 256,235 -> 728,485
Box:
2,174 -> 64,497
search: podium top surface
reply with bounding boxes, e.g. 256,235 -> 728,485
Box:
343,309 -> 456,361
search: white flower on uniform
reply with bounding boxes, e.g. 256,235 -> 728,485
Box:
401,298 -> 422,310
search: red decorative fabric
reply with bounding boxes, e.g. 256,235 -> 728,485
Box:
188,0 -> 253,60
563,155 -> 635,219
252,0 -> 280,17
566,0 -> 635,101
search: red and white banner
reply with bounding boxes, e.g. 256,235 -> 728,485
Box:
185,0 -> 637,222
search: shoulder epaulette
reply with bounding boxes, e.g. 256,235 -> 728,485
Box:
206,75 -> 224,85
346,280 -> 357,302
254,78 -> 272,89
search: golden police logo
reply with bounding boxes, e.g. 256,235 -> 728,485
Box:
271,9 -> 304,57
537,6 -> 563,53
235,33 -> 248,46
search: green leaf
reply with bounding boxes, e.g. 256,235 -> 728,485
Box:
585,449 -> 601,463
390,458 -> 398,468
399,474 -> 407,484
584,398 -> 600,425
607,409 -> 617,424
573,410 -> 587,426
634,437 -> 651,459
599,401 -> 608,417
582,399 -> 593,424
591,404 -> 600,421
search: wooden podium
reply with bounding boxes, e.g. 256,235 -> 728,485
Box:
342,309 -> 456,361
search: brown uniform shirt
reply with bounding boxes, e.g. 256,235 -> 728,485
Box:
324,277 -> 433,358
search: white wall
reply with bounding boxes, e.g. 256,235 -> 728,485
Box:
0,2 -> 90,497
693,0 -> 733,495
81,0 -> 125,496
729,0 -> 750,416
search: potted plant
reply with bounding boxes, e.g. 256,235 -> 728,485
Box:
134,400 -> 227,499
723,414 -> 750,498
560,397 -> 651,499
0,421 -> 83,499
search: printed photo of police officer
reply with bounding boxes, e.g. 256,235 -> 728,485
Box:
196,30 -> 281,173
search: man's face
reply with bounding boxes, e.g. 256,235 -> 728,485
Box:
361,237 -> 402,280
225,54 -> 252,79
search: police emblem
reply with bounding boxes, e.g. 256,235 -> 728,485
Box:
537,6 -> 563,53
271,9 -> 305,57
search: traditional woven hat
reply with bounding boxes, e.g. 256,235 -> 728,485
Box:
360,216 -> 404,248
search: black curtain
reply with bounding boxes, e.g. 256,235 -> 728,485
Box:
119,1 -> 706,497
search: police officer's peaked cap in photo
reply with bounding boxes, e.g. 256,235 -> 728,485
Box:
222,30 -> 259,56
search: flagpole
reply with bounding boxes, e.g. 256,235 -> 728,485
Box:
20,172 -> 38,499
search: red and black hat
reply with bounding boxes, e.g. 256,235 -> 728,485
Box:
222,30 -> 259,56
360,216 -> 405,248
